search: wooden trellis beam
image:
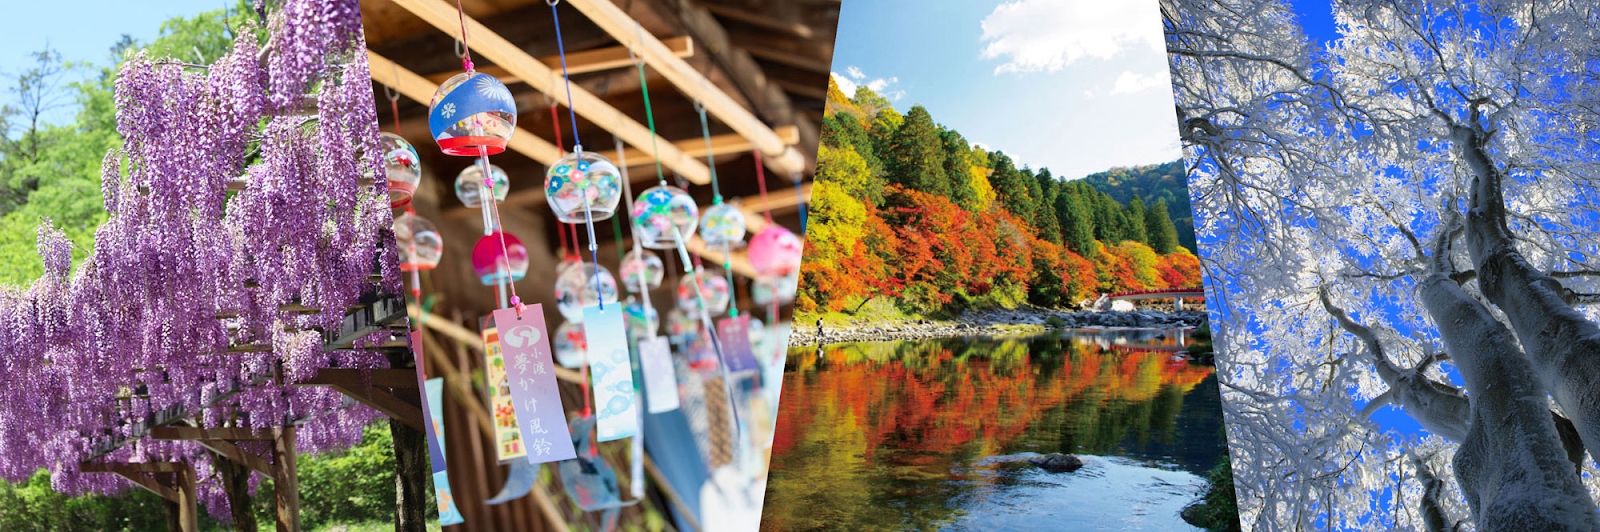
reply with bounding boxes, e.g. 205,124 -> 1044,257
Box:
293,368 -> 426,430
563,0 -> 810,178
80,461 -> 200,532
386,0 -> 711,184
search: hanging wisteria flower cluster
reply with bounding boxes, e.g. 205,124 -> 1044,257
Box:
0,0 -> 397,519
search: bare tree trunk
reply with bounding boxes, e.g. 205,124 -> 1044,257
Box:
390,412 -> 429,532
1417,209 -> 1599,531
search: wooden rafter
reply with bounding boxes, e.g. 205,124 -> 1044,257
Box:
424,36 -> 695,85
369,50 -> 563,166
562,0 -> 810,177
441,125 -> 800,219
386,0 -> 711,184
698,3 -> 817,39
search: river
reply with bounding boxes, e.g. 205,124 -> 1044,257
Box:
759,328 -> 1226,531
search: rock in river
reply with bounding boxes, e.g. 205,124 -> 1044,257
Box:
1027,453 -> 1084,473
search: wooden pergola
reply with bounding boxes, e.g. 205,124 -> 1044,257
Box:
362,0 -> 832,530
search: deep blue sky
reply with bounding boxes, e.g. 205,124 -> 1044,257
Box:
829,0 -> 1182,180
0,0 -> 229,127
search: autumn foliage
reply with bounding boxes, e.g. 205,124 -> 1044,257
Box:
799,80 -> 1203,314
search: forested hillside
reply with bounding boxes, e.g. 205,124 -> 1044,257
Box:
1079,161 -> 1197,252
801,79 -> 1201,315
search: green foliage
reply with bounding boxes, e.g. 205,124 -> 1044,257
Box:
1044,315 -> 1067,328
1126,196 -> 1148,245
0,469 -> 183,532
253,423 -> 435,529
1056,184 -> 1095,255
1188,455 -> 1242,532
1079,160 -> 1197,252
0,1 -> 253,287
884,106 -> 949,197
1145,199 -> 1181,254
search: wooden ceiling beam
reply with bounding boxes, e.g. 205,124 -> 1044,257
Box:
387,0 -> 710,184
423,36 -> 694,85
563,0 -> 809,178
442,125 -> 799,220
369,50 -> 563,166
698,3 -> 817,39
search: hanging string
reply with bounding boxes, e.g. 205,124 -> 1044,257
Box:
794,174 -> 807,234
754,150 -> 774,224
568,223 -> 580,261
479,146 -> 523,314
618,136 -> 660,340
548,98 -> 565,153
633,42 -> 668,188
453,0 -> 474,71
548,0 -> 604,311
557,218 -> 570,258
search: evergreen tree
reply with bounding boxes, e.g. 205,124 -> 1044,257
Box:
1057,184 -> 1095,255
1091,192 -> 1124,242
1126,196 -> 1148,246
939,129 -> 977,208
1145,198 -> 1181,253
1032,169 -> 1061,244
884,105 -> 950,197
988,151 -> 1036,223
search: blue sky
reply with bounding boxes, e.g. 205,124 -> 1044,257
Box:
0,0 -> 230,126
829,0 -> 1182,181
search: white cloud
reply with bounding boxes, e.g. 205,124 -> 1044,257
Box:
831,67 -> 904,102
1110,71 -> 1165,94
830,71 -> 859,96
979,0 -> 1165,75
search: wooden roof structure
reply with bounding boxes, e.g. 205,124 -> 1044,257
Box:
361,0 -> 834,530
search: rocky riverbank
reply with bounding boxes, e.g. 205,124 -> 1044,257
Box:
788,307 -> 1207,345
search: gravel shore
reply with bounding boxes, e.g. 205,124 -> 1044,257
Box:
788,308 -> 1207,345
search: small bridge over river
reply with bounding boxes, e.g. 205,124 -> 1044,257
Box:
1091,287 -> 1206,311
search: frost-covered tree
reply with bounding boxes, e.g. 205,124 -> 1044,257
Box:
1165,0 -> 1600,530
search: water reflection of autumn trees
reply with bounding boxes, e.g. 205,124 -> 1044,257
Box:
764,335 -> 1217,531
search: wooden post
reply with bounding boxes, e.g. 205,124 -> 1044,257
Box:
271,427 -> 301,532
173,466 -> 200,532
